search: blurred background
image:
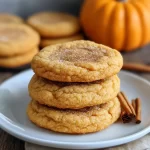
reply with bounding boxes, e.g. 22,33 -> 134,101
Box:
0,0 -> 149,74
0,0 -> 83,17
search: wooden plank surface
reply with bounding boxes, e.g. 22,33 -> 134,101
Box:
0,71 -> 25,150
0,44 -> 150,150
0,129 -> 24,150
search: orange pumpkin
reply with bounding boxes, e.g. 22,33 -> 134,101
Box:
80,0 -> 150,51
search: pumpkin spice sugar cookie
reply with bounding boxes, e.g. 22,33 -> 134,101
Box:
40,33 -> 84,48
0,24 -> 40,57
27,98 -> 121,134
0,13 -> 23,24
32,40 -> 123,82
28,74 -> 120,109
27,12 -> 80,38
0,47 -> 38,68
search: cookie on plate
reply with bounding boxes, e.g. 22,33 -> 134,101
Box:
31,40 -> 123,82
0,24 -> 40,57
27,98 -> 121,134
28,74 -> 120,109
0,13 -> 23,24
40,33 -> 84,48
0,47 -> 38,68
27,12 -> 80,38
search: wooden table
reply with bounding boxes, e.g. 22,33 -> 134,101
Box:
0,71 -> 25,150
0,45 -> 150,150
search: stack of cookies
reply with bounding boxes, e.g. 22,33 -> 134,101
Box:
27,12 -> 83,48
27,40 -> 123,134
0,23 -> 40,68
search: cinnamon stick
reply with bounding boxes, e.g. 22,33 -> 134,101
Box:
132,99 -> 136,113
135,98 -> 141,124
120,110 -> 132,123
121,92 -> 136,116
122,63 -> 150,72
117,92 -> 135,117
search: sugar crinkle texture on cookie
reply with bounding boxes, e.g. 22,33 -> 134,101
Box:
27,98 -> 121,134
31,40 -> 123,82
28,74 -> 120,109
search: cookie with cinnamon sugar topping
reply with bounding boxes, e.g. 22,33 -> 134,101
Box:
0,24 -> 40,57
27,98 -> 121,134
27,12 -> 80,38
0,13 -> 23,24
31,40 -> 123,82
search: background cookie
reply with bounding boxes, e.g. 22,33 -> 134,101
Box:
0,13 -> 23,24
27,12 -> 80,38
0,47 -> 38,68
29,74 -> 120,109
0,24 -> 40,57
27,98 -> 121,134
40,34 -> 84,48
32,40 -> 123,82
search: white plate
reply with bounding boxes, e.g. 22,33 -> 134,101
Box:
0,69 -> 150,149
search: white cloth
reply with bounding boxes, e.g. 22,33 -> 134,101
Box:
25,134 -> 150,150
